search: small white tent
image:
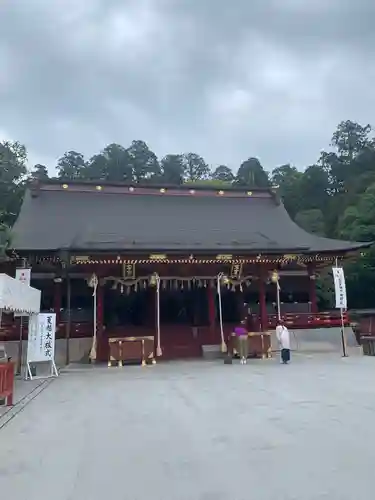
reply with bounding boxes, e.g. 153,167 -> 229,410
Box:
0,273 -> 40,315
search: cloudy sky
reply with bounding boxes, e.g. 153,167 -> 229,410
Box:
1,0 -> 375,173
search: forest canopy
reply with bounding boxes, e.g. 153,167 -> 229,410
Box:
1,120 -> 374,308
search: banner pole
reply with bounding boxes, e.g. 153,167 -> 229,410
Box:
156,276 -> 162,357
217,273 -> 227,353
17,316 -> 23,375
335,258 -> 348,358
340,307 -> 347,357
276,279 -> 281,321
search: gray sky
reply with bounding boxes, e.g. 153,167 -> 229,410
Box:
1,0 -> 375,174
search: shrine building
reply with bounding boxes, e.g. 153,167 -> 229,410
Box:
4,180 -> 370,363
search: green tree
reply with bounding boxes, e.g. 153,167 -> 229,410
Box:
212,165 -> 234,183
86,144 -> 132,182
297,164 -> 330,212
319,121 -> 373,195
57,151 -> 85,180
295,209 -> 325,236
0,141 -> 28,226
182,153 -> 211,182
271,164 -> 303,218
160,154 -> 184,184
338,183 -> 375,241
30,164 -> 49,181
337,184 -> 375,307
0,215 -> 11,259
331,120 -> 371,161
236,157 -> 269,187
127,140 -> 160,182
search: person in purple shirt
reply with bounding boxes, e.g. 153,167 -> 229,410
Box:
234,320 -> 248,364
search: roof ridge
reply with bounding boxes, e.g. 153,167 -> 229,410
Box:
31,179 -> 275,194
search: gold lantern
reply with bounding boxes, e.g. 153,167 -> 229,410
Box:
270,270 -> 279,283
149,273 -> 159,287
221,274 -> 230,286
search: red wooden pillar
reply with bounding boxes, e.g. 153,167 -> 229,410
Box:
258,266 -> 267,331
207,285 -> 216,344
53,280 -> 61,324
308,263 -> 318,313
96,281 -> 106,362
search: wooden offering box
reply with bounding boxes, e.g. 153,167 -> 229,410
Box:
108,336 -> 155,367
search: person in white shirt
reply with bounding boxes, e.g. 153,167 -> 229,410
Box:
276,319 -> 291,364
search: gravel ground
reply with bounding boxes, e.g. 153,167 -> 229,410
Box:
1,354 -> 375,500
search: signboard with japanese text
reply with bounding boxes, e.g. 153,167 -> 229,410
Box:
122,263 -> 136,279
230,263 -> 243,279
27,313 -> 56,363
332,267 -> 347,310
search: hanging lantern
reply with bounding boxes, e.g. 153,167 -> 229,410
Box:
120,284 -> 124,294
221,274 -> 230,286
271,270 -> 279,283
149,273 -> 158,287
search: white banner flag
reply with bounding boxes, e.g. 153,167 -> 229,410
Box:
27,313 -> 56,363
332,267 -> 347,310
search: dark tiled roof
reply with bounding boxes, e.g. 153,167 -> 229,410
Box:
11,183 -> 370,254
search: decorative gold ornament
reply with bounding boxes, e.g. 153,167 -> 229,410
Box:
123,263 -> 136,279
216,254 -> 233,261
149,254 -> 167,261
149,273 -> 158,287
221,274 -> 230,285
270,270 -> 279,283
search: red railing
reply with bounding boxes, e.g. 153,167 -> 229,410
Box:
266,311 -> 349,329
0,362 -> 14,406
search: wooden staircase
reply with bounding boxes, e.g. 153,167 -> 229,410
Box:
159,325 -> 203,359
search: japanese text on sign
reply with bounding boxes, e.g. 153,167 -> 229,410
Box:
27,313 -> 56,363
332,267 -> 347,310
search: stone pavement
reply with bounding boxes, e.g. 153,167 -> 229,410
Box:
1,354 -> 375,500
0,376 -> 51,425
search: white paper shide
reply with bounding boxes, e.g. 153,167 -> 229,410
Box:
332,267 -> 347,310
